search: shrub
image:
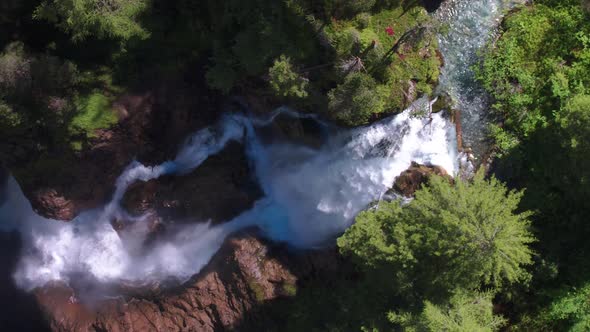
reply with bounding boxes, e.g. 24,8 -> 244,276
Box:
268,55 -> 308,98
328,72 -> 386,126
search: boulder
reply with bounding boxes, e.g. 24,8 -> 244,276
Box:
122,142 -> 262,225
431,92 -> 453,113
391,161 -> 452,197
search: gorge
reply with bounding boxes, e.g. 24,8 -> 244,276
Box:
0,0 -> 533,330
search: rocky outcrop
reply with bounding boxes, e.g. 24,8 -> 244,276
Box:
122,142 -> 261,224
431,92 -> 453,113
7,72 -> 223,221
391,161 -> 452,197
34,234 -> 339,332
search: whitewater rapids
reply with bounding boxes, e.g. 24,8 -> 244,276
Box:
1,100 -> 457,289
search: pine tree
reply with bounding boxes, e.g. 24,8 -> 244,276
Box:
338,170 -> 535,300
34,0 -> 149,41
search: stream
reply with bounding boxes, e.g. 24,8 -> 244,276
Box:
0,0 -> 519,291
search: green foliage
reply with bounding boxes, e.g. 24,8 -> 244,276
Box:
0,101 -> 22,130
325,6 -> 441,117
205,63 -> 238,94
34,0 -> 149,41
355,13 -> 372,29
70,92 -> 117,139
0,42 -> 31,100
338,171 -> 534,299
392,292 -> 507,332
282,282 -> 298,296
547,284 -> 590,331
247,278 -> 267,303
268,55 -> 309,98
477,2 -> 590,151
557,94 -> 590,150
328,72 -> 386,126
420,292 -> 506,332
205,0 -> 322,93
321,0 -> 377,18
475,2 -> 590,327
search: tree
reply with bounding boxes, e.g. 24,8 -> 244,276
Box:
558,94 -> 590,151
321,0 -> 377,18
268,55 -> 308,98
34,0 -> 149,41
476,1 -> 590,150
338,171 -> 535,300
328,72 -> 386,126
391,292 -> 507,332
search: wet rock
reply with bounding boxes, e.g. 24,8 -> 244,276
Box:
431,92 -> 454,113
32,189 -> 77,220
257,113 -> 324,149
122,142 -> 262,225
34,234 -> 339,332
391,161 -> 453,197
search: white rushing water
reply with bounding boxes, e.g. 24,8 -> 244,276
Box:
0,0 -> 512,291
1,100 -> 457,289
436,0 -> 523,156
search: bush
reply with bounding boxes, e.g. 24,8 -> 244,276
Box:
268,55 -> 308,98
69,92 -> 117,139
205,63 -> 239,94
0,42 -> 32,100
34,0 -> 149,41
328,72 -> 386,126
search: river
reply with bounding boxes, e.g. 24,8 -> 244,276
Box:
0,0 -> 518,291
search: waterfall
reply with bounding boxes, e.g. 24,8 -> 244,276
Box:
1,99 -> 456,289
0,0 -> 514,291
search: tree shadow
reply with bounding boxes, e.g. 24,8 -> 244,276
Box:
229,236 -> 400,332
0,231 -> 51,332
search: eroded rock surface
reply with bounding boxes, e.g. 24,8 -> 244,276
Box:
34,234 -> 338,332
122,142 -> 261,224
392,161 -> 452,197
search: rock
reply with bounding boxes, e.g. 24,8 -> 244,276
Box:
404,80 -> 418,106
391,161 -> 452,197
256,113 -> 324,149
34,234 -> 340,332
451,109 -> 463,151
32,189 -> 77,220
431,92 -> 453,113
122,142 -> 262,225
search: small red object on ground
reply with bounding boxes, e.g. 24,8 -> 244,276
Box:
386,26 -> 395,36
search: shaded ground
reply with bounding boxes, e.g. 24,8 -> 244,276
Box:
0,231 -> 51,331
